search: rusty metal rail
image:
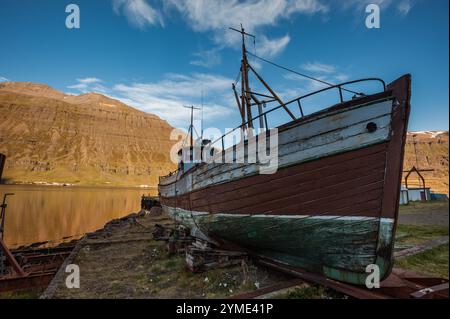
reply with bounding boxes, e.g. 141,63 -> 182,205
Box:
256,258 -> 448,299
1,239 -> 75,293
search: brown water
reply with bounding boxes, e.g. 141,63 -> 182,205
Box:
0,185 -> 155,248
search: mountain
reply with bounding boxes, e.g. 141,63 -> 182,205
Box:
0,83 -> 448,193
403,131 -> 449,195
0,82 -> 178,187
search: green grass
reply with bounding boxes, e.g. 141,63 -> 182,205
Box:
272,285 -> 348,299
395,244 -> 449,279
395,224 -> 449,246
285,286 -> 327,299
0,289 -> 42,299
399,200 -> 449,214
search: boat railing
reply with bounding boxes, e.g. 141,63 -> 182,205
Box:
159,77 -> 386,182
210,78 -> 386,151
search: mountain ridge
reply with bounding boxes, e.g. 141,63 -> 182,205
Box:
0,82 -> 448,193
0,82 -> 178,188
403,131 -> 449,195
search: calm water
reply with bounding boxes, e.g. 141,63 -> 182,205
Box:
0,185 -> 155,248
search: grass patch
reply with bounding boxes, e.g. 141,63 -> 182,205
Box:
396,224 -> 449,246
395,244 -> 449,279
399,200 -> 449,215
276,286 -> 328,299
0,289 -> 42,299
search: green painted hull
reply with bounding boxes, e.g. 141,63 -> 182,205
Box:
165,206 -> 394,285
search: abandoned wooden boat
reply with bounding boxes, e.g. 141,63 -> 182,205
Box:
158,26 -> 411,285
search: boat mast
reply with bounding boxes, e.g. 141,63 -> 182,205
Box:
183,105 -> 200,147
230,25 -> 255,129
230,25 -> 296,128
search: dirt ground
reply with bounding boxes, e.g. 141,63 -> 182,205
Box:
48,213 -> 293,299
35,201 -> 450,299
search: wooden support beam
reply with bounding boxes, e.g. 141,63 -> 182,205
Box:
233,83 -> 246,129
248,63 -> 296,121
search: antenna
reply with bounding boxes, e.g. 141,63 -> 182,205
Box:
229,24 -> 295,127
229,24 -> 256,128
229,24 -> 256,47
183,105 -> 201,147
201,91 -> 204,139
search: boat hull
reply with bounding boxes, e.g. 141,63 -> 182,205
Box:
158,75 -> 411,285
163,205 -> 394,285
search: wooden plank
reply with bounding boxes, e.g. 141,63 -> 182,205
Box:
161,100 -> 393,197
193,116 -> 391,190
196,97 -> 392,180
160,142 -> 388,217
190,150 -> 387,208
190,142 -> 388,200
192,166 -> 385,214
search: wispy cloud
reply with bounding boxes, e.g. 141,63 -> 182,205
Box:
67,73 -> 235,127
284,61 -> 350,92
337,0 -> 415,16
77,77 -> 103,84
258,34 -> 291,58
110,0 -> 327,63
338,0 -> 393,12
68,77 -> 108,94
190,48 -> 222,68
301,62 -> 336,74
397,0 -> 412,16
112,73 -> 234,126
165,0 -> 327,57
113,0 -> 164,29
0,76 -> 9,82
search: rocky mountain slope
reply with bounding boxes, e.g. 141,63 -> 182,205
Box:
403,131 -> 449,195
0,82 -> 178,187
0,82 -> 448,193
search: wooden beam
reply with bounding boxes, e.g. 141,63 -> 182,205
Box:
248,63 -> 296,121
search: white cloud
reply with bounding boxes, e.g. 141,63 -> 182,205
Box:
112,73 -> 234,126
301,62 -> 336,74
166,0 -> 327,33
113,0 -> 164,29
397,0 -> 412,16
258,35 -> 291,58
338,0 -> 393,12
164,0 -> 327,58
190,48 -> 222,68
110,0 -> 331,62
67,73 -> 235,127
68,78 -> 108,94
284,61 -> 350,92
337,0 -> 414,16
0,76 -> 9,82
77,77 -> 102,84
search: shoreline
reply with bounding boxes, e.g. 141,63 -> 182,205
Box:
0,183 -> 158,190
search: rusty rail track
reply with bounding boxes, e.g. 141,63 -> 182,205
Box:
0,240 -> 75,293
254,258 -> 448,299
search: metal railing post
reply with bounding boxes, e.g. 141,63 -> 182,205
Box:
297,99 -> 304,117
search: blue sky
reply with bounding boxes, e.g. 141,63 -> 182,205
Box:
0,0 -> 448,133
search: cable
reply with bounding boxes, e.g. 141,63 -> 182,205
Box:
247,51 -> 362,96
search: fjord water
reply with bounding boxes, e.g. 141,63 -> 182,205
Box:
0,185 -> 154,248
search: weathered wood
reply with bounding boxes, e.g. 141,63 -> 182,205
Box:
158,75 -> 411,285
160,99 -> 393,197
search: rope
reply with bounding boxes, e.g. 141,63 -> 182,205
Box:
247,51 -> 362,96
